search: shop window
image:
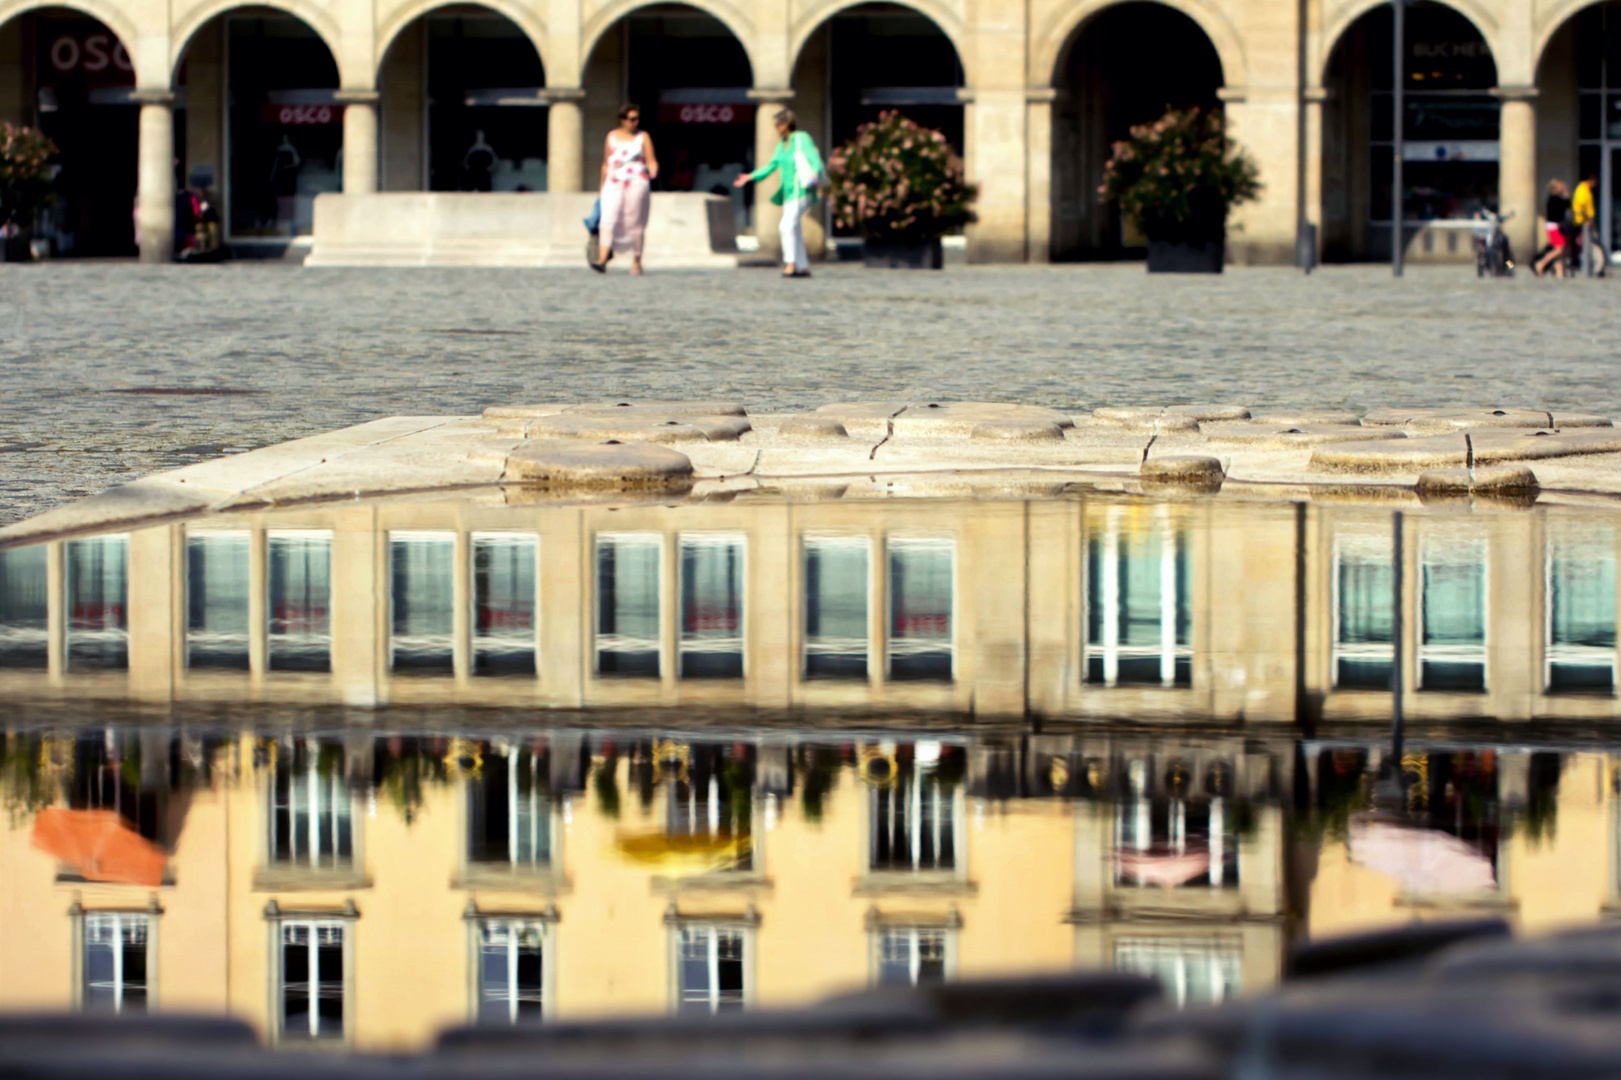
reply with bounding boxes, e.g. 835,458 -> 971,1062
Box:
0,543 -> 49,669
427,16 -> 548,192
269,740 -> 354,870
804,537 -> 869,679
874,927 -> 949,987
1332,533 -> 1395,689
1113,761 -> 1238,889
390,531 -> 456,673
474,533 -> 537,676
468,745 -> 552,869
1086,522 -> 1190,687
887,538 -> 953,681
596,534 -> 661,676
870,766 -> 958,873
65,535 -> 128,671
475,919 -> 547,1024
674,926 -> 746,1014
82,913 -> 150,1013
680,535 -> 744,679
1546,526 -> 1617,693
186,532 -> 251,670
268,530 -> 331,672
1419,536 -> 1487,691
277,920 -> 347,1043
1114,937 -> 1240,1008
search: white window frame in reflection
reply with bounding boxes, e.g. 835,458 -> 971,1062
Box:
472,918 -> 551,1024
1113,937 -> 1240,1008
867,749 -> 963,876
81,911 -> 153,1014
1085,509 -> 1190,688
1544,523 -> 1617,694
1330,531 -> 1397,690
185,530 -> 252,671
267,529 -> 332,672
0,543 -> 50,669
872,926 -> 953,987
466,742 -> 555,872
472,532 -> 539,677
275,918 -> 350,1044
802,535 -> 871,680
887,536 -> 955,682
1112,760 -> 1239,890
595,533 -> 663,678
678,533 -> 746,680
268,739 -> 357,871
672,924 -> 750,1014
390,530 -> 457,674
1418,534 -> 1489,693
65,534 -> 129,671
663,746 -> 757,874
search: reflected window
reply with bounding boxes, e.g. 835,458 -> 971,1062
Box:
278,920 -> 346,1042
83,913 -> 149,1013
66,535 -> 128,671
676,926 -> 746,1014
0,544 -> 49,669
1086,522 -> 1190,687
1420,536 -> 1487,692
476,919 -> 546,1025
391,531 -> 456,674
1333,533 -> 1395,689
1114,762 -> 1238,889
888,538 -> 953,681
187,532 -> 251,670
1547,527 -> 1616,693
474,533 -> 537,676
468,745 -> 551,868
666,747 -> 753,873
270,741 -> 354,869
870,766 -> 957,873
597,534 -> 661,676
804,536 -> 869,679
1114,938 -> 1240,1008
875,927 -> 948,987
268,531 -> 330,672
680,535 -> 744,679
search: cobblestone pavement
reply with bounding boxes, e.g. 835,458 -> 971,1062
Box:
1,258 -> 1615,524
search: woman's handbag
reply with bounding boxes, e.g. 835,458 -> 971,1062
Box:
793,135 -> 822,193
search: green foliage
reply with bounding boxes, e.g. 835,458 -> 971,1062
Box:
1,734 -> 55,826
0,122 -> 58,228
828,111 -> 978,241
1098,107 -> 1260,241
594,756 -> 621,820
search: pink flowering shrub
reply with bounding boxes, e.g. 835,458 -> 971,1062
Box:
828,111 -> 977,241
0,122 -> 58,227
1098,108 -> 1259,241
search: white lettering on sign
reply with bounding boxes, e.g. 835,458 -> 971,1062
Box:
1412,41 -> 1489,58
49,34 -> 134,74
678,103 -> 736,124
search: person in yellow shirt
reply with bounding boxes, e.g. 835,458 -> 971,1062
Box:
1573,173 -> 1606,277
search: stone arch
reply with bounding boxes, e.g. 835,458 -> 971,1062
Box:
375,0 -> 549,81
171,0 -> 346,86
787,0 -> 969,87
1036,0 -> 1244,91
1319,0 -> 1499,85
1534,0 -> 1603,76
0,0 -> 144,84
579,0 -> 757,83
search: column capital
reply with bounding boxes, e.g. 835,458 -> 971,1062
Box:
1216,86 -> 1248,104
334,90 -> 380,105
1491,85 -> 1539,101
1025,87 -> 1059,104
541,87 -> 586,103
747,87 -> 796,103
130,90 -> 176,106
1303,86 -> 1332,104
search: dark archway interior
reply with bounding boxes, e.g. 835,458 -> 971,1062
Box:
824,4 -> 964,155
1051,2 -> 1223,260
1321,2 -> 1497,260
419,10 -> 546,190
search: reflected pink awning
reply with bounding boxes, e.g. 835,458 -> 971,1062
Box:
1116,847 -> 1212,888
1348,816 -> 1497,894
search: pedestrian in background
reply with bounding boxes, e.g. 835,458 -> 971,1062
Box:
734,108 -> 823,278
1573,172 -> 1605,278
1533,178 -> 1569,278
592,104 -> 657,275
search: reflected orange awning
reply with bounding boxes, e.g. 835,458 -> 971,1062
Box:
31,809 -> 167,887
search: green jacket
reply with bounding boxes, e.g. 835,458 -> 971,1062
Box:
750,130 -> 824,206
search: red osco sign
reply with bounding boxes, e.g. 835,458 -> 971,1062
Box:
45,30 -> 135,84
260,104 -> 346,125
659,103 -> 755,124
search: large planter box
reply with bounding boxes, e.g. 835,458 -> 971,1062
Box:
1146,237 -> 1224,274
864,238 -> 943,269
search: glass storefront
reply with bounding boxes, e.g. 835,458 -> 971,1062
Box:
1577,2 -> 1621,256
426,14 -> 547,191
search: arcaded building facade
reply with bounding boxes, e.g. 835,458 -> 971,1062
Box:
0,0 -> 1615,263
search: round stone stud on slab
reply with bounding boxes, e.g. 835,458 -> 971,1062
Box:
776,417 -> 850,440
505,440 -> 695,491
971,420 -> 1066,442
1416,466 -> 1539,497
1164,404 -> 1251,421
1140,455 -> 1226,485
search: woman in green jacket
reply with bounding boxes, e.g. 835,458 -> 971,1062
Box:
734,108 -> 823,277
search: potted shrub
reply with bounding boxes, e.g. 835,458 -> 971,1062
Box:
0,123 -> 57,262
828,110 -> 977,269
1099,107 -> 1260,273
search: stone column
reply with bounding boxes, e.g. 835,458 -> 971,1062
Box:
964,88 -> 1030,262
749,88 -> 795,264
1303,88 -> 1327,260
1495,87 -> 1538,264
134,92 -> 175,264
545,90 -> 586,192
1026,89 -> 1056,263
337,91 -> 380,195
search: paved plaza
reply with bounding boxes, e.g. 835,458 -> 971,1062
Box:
0,259 -> 1615,525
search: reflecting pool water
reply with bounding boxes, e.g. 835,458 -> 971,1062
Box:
2,489 -> 1620,1049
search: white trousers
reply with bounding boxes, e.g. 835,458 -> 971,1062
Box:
779,195 -> 812,272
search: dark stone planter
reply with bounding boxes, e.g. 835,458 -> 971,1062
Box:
1146,237 -> 1224,274
864,238 -> 943,269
